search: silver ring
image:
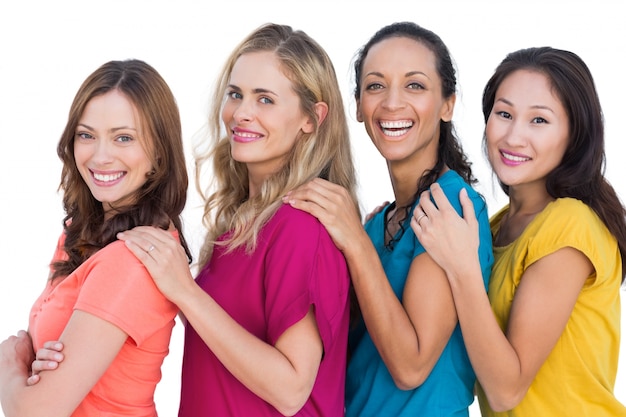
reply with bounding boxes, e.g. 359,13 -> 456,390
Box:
416,213 -> 427,225
148,245 -> 156,252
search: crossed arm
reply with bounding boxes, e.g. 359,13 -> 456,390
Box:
1,310 -> 127,417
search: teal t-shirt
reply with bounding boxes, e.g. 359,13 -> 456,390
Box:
346,170 -> 493,417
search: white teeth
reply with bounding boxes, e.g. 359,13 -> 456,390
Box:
380,120 -> 413,129
384,128 -> 409,137
380,120 -> 413,137
236,131 -> 261,138
501,152 -> 530,162
94,172 -> 123,182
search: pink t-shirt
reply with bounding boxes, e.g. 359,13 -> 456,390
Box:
29,232 -> 178,417
178,205 -> 350,416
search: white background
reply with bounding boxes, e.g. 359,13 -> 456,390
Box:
0,1 -> 624,415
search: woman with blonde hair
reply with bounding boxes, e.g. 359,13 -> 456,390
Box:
115,23 -> 357,416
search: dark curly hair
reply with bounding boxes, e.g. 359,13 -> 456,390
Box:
353,21 -> 476,250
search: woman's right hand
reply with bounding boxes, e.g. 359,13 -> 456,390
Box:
117,226 -> 195,305
26,341 -> 64,386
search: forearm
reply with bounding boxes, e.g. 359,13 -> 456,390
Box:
343,234 -> 433,388
0,359 -> 29,416
446,265 -> 526,410
176,283 -> 317,414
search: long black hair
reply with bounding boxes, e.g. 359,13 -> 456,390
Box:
482,47 -> 626,283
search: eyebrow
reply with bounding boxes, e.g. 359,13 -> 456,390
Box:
77,123 -> 138,133
495,98 -> 555,114
365,70 -> 430,80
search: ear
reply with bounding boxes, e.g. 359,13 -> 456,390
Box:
302,101 -> 329,134
440,93 -> 456,122
355,98 -> 363,122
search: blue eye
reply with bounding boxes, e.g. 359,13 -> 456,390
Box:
76,132 -> 94,140
116,135 -> 133,143
227,90 -> 242,100
259,96 -> 273,104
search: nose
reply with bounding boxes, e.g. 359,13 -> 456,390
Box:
91,138 -> 114,165
232,97 -> 254,123
381,86 -> 406,112
504,119 -> 529,148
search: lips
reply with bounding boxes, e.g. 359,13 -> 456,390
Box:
232,127 -> 263,143
500,150 -> 531,166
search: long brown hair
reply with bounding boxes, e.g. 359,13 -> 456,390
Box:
52,59 -> 191,279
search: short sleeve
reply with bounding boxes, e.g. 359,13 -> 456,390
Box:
263,207 -> 350,351
526,198 -> 618,286
74,240 -> 177,345
411,173 -> 493,288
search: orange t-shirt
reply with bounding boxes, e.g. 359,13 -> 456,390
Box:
29,232 -> 178,417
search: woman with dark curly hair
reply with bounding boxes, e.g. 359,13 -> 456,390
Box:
285,21 -> 493,417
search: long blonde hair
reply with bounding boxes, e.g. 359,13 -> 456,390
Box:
195,23 -> 358,266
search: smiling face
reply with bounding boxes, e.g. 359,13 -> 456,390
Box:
73,89 -> 153,215
221,51 -> 315,191
356,36 -> 454,168
486,69 -> 570,192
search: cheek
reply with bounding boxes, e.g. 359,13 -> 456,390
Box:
484,127 -> 499,161
73,144 -> 88,167
357,97 -> 375,120
485,117 -> 503,145
133,152 -> 154,175
221,103 -> 234,125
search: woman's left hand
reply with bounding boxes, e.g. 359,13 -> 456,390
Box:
283,178 -> 364,253
25,340 -> 64,386
117,226 -> 194,304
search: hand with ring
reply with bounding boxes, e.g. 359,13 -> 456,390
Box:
415,211 -> 428,226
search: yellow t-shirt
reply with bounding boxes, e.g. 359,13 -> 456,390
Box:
478,198 -> 625,417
